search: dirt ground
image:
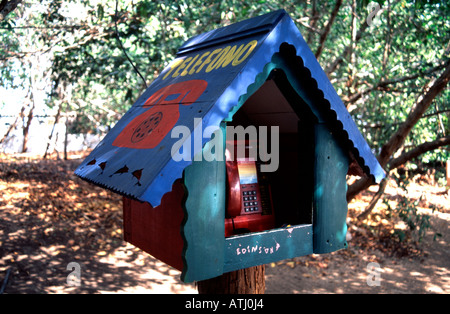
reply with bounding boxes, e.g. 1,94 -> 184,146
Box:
0,153 -> 448,294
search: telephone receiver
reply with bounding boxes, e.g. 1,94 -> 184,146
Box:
225,140 -> 275,237
112,80 -> 207,149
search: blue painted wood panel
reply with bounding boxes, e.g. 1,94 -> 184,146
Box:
181,125 -> 226,283
223,224 -> 313,273
75,10 -> 384,208
313,124 -> 349,254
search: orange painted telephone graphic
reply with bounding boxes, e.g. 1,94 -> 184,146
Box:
224,140 -> 275,237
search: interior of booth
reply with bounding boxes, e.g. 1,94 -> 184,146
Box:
225,69 -> 317,233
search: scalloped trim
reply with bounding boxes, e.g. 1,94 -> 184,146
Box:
180,41 -> 381,279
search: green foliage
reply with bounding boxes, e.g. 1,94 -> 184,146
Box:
0,0 -> 449,163
391,196 -> 431,243
383,172 -> 440,244
338,0 -> 449,164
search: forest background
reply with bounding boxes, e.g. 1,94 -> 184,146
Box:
1,0 -> 449,198
0,0 -> 449,294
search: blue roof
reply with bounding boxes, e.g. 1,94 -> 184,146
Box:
75,10 -> 385,207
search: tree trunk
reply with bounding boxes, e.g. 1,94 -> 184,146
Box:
315,0 -> 343,60
0,0 -> 22,21
357,178 -> 388,220
306,0 -> 318,45
197,265 -> 265,294
64,116 -> 69,160
377,63 -> 450,168
0,106 -> 25,145
43,104 -> 61,159
345,0 -> 358,98
22,102 -> 35,153
357,135 -> 450,218
388,135 -> 450,170
347,61 -> 450,202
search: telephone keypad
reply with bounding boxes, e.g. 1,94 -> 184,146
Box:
241,185 -> 262,214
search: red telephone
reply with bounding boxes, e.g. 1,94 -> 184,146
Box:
224,140 -> 275,237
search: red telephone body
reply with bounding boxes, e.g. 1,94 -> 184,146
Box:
224,141 -> 275,237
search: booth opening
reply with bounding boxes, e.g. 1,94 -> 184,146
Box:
224,69 -> 317,237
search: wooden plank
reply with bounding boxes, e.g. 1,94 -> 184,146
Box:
297,119 -> 315,224
313,123 -> 349,254
122,180 -> 185,271
223,224 -> 313,273
181,126 -> 227,283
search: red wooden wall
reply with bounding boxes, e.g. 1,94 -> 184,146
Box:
123,179 -> 185,271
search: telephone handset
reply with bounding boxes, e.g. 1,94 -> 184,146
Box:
225,141 -> 275,237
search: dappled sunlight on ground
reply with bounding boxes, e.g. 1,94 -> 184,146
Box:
1,153 -> 448,293
266,174 -> 449,294
0,153 -> 196,294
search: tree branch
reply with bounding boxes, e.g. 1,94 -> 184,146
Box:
377,61 -> 450,167
0,105 -> 24,145
422,108 -> 450,119
306,0 -> 319,45
344,58 -> 450,105
347,60 -> 450,201
0,0 -> 22,21
388,135 -> 450,170
357,178 -> 388,220
0,24 -> 86,30
325,21 -> 368,75
0,0 -> 8,12
315,0 -> 343,60
356,135 -> 449,220
0,25 -> 112,62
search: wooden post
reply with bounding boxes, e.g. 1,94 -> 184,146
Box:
197,265 -> 265,294
446,160 -> 450,187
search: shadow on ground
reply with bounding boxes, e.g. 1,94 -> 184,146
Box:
0,156 -> 196,294
1,155 -> 448,294
265,187 -> 450,294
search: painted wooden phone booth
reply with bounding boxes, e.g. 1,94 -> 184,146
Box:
75,10 -> 385,283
